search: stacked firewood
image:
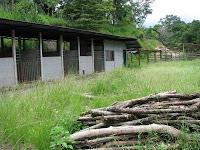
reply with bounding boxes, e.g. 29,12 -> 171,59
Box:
69,91 -> 200,149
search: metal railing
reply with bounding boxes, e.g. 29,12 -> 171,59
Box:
17,61 -> 41,83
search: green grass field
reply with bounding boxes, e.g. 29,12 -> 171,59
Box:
0,60 -> 200,149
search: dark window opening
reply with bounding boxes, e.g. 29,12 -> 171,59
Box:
0,37 -> 12,58
94,40 -> 103,51
106,51 -> 114,61
70,40 -> 78,51
43,40 -> 60,57
80,39 -> 91,56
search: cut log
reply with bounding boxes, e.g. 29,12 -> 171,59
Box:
85,143 -> 180,150
75,136 -> 119,148
69,124 -> 186,141
107,102 -> 200,114
101,139 -> 147,148
153,120 -> 200,125
151,98 -> 200,107
115,116 -> 156,126
90,109 -> 117,117
75,135 -> 135,148
109,92 -> 200,108
103,114 -> 137,123
81,108 -> 107,116
82,123 -> 106,131
78,116 -> 102,122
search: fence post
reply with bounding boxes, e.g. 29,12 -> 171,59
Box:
165,50 -> 167,61
138,50 -> 141,66
171,52 -> 173,61
160,50 -> 162,61
131,53 -> 133,63
183,43 -> 185,60
154,51 -> 156,62
39,32 -> 44,80
147,51 -> 149,64
77,36 -> 81,74
60,35 -> 64,77
91,38 -> 94,73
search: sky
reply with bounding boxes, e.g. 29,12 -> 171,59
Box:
144,0 -> 200,27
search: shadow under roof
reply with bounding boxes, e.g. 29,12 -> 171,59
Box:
0,18 -> 141,48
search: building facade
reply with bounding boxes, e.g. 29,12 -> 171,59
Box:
0,19 -> 140,88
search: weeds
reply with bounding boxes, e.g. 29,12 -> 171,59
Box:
0,60 -> 200,149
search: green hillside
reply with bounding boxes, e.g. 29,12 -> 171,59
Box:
0,0 -> 161,50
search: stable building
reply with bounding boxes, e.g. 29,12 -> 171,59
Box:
0,18 -> 141,88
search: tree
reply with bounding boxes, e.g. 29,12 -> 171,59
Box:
33,0 -> 60,16
63,0 -> 114,30
130,0 -> 154,26
159,15 -> 182,28
154,15 -> 185,46
110,0 -> 154,26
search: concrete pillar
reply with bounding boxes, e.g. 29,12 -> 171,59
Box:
91,38 -> 94,73
77,36 -> 81,74
60,35 -> 64,77
39,32 -> 44,80
12,29 -> 18,85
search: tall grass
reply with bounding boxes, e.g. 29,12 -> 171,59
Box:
0,60 -> 200,149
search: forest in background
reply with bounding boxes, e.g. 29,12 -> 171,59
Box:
0,0 -> 161,50
146,15 -> 200,50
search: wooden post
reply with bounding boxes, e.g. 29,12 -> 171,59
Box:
91,38 -> 94,73
39,32 -> 43,80
160,50 -> 162,61
1,37 -> 4,56
165,50 -> 167,61
138,50 -> 141,66
12,29 -> 18,85
77,36 -> 81,74
131,53 -> 133,63
126,50 -> 128,67
23,39 -> 26,51
60,35 -> 64,77
154,51 -> 156,62
171,52 -> 173,61
147,51 -> 149,64
183,43 -> 185,59
17,36 -> 21,63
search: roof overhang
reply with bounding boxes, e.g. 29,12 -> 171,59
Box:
0,18 -> 141,48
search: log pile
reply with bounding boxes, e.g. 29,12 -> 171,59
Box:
70,91 -> 200,149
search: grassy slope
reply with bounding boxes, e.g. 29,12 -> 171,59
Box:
0,60 -> 200,149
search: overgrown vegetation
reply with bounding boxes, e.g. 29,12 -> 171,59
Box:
0,0 -> 161,50
0,60 -> 200,149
